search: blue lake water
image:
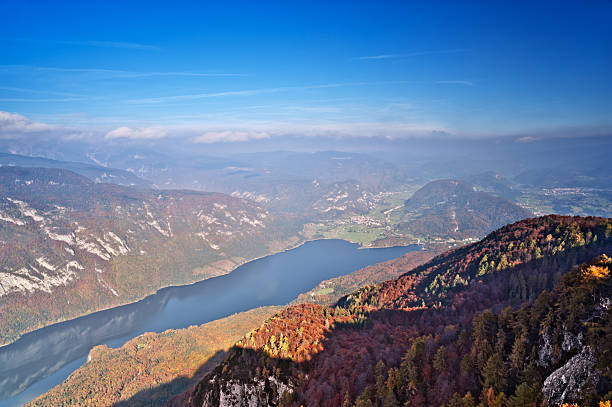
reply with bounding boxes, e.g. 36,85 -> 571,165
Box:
0,239 -> 418,406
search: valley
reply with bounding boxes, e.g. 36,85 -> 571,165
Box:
0,239 -> 417,406
1,3 -> 610,405
0,166 -> 301,346
1,146 -> 611,407
11,215 -> 612,407
1,152 -> 556,348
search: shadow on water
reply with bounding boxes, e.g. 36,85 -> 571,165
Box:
0,239 -> 418,406
0,290 -> 171,401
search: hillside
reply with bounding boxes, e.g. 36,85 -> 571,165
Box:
292,248 -> 443,306
185,215 -> 612,407
0,167 -> 299,345
398,179 -> 532,240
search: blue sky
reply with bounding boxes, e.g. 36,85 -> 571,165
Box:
0,1 -> 611,142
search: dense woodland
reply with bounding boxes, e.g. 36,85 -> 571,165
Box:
187,215 -> 612,407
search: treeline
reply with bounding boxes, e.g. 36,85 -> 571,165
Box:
293,249 -> 441,306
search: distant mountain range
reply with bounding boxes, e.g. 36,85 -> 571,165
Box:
0,152 -> 150,187
0,166 -> 299,345
397,179 -> 532,240
514,166 -> 612,189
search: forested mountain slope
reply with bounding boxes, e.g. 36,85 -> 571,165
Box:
0,167 -> 298,345
185,215 -> 612,407
292,248 -> 443,306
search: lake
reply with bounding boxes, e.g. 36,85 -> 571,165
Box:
0,239 -> 418,406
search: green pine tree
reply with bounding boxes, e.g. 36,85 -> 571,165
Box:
507,383 -> 540,407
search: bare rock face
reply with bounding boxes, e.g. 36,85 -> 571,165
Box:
538,328 -> 584,369
195,374 -> 294,407
541,349 -> 600,406
561,330 -> 583,353
537,331 -> 554,368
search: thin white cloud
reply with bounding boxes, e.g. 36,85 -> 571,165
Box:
353,54 -> 405,60
10,110 -> 608,146
435,80 -> 473,86
139,72 -> 247,78
192,130 -> 270,143
0,38 -> 160,51
129,88 -> 288,104
0,86 -> 84,97
354,48 -> 470,60
127,80 -> 474,104
56,40 -> 161,50
105,126 -> 168,140
0,85 -> 85,103
284,105 -> 342,113
181,119 -> 450,143
0,111 -> 92,140
137,82 -> 386,104
0,65 -> 247,78
0,98 -> 83,102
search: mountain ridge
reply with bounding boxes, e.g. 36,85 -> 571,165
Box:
0,152 -> 150,188
0,166 -> 299,346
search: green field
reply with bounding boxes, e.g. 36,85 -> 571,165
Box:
303,185 -> 422,247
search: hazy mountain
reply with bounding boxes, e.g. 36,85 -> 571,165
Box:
461,171 -> 521,201
398,179 -> 532,240
0,167 -> 300,345
7,136 -> 611,193
0,152 -> 150,188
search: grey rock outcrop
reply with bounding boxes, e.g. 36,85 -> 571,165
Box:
193,372 -> 295,407
542,349 -> 600,406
